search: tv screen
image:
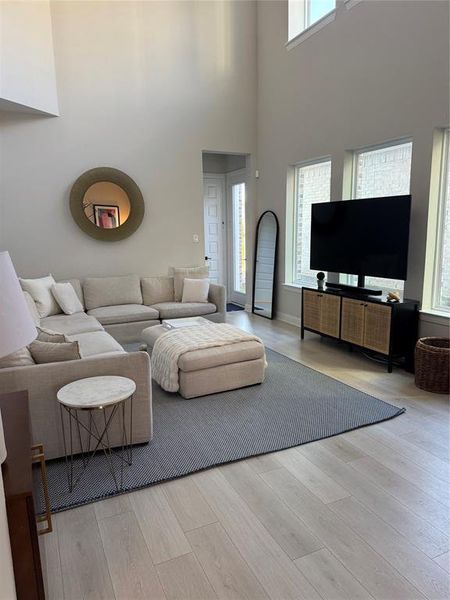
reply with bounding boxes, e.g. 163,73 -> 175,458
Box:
310,195 -> 411,280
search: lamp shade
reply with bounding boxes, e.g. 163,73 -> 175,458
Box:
0,251 -> 37,358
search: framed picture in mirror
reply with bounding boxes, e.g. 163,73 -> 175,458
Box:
93,204 -> 120,229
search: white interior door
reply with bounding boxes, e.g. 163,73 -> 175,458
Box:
227,171 -> 247,306
203,175 -> 225,285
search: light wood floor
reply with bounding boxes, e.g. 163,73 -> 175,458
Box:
40,312 -> 450,600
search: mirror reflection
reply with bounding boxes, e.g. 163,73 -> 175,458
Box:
82,181 -> 131,229
253,211 -> 278,319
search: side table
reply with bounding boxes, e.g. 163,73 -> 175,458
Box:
57,376 -> 136,492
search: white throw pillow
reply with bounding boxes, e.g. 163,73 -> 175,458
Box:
20,275 -> 61,318
22,291 -> 41,325
51,282 -> 84,315
182,278 -> 210,303
171,266 -> 209,301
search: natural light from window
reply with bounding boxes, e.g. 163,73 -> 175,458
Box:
288,0 -> 336,41
293,159 -> 332,287
341,141 -> 413,293
232,182 -> 246,295
433,129 -> 450,312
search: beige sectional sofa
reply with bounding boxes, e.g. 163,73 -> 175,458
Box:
0,273 -> 226,459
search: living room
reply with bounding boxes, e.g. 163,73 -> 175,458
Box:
0,1 -> 449,599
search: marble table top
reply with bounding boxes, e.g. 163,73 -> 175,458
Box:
57,376 -> 136,409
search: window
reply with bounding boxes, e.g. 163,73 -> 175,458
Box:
353,141 -> 413,201
288,0 -> 336,41
232,182 -> 246,295
342,140 -> 413,292
290,159 -> 332,287
432,129 -> 450,312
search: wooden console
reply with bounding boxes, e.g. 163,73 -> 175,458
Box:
301,287 -> 418,372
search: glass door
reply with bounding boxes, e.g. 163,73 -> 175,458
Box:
229,179 -> 246,305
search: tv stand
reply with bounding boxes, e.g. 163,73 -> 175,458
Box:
301,287 -> 418,372
325,282 -> 383,297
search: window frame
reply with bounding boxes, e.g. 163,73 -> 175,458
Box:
287,0 -> 336,48
431,128 -> 450,314
287,156 -> 332,287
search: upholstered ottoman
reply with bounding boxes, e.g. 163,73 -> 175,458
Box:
142,324 -> 266,399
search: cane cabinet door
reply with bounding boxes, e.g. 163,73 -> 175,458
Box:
320,294 -> 341,338
341,298 -> 365,346
363,303 -> 392,355
302,290 -> 321,332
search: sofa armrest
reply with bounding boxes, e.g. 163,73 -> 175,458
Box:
208,283 -> 226,314
0,351 -> 152,460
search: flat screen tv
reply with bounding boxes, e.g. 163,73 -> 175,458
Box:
310,195 -> 411,281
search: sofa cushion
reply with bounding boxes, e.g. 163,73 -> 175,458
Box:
141,276 -> 174,305
20,275 -> 62,318
178,340 -> 265,372
171,266 -> 209,302
83,275 -> 142,310
40,313 -> 104,335
66,331 -> 125,358
151,302 -> 216,319
87,304 -> 159,325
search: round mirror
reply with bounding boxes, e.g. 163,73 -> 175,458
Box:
70,167 -> 144,241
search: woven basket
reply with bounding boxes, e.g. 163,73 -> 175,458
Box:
415,337 -> 450,394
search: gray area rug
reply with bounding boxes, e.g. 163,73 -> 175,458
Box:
34,348 -> 404,513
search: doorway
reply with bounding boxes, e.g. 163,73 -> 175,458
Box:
202,152 -> 248,306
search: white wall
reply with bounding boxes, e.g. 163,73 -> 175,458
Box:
256,0 -> 450,327
0,0 -> 59,115
203,152 -> 247,174
0,0 -> 256,279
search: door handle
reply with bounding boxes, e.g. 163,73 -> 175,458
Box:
205,256 -> 210,260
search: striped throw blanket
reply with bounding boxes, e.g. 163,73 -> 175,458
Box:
151,323 -> 263,392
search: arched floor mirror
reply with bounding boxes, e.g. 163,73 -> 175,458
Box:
252,210 -> 279,319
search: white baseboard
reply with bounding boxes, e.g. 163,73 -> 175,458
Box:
244,303 -> 301,328
276,311 -> 301,328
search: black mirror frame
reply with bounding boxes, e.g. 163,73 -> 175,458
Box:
252,210 -> 279,320
69,167 -> 145,241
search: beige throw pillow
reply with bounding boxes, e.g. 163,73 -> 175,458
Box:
52,282 -> 84,315
20,275 -> 61,318
0,347 -> 35,369
36,327 -> 67,343
182,278 -> 210,303
172,266 -> 209,302
29,340 -> 81,364
141,276 -> 175,305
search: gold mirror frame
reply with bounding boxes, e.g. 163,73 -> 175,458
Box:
69,167 -> 145,241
